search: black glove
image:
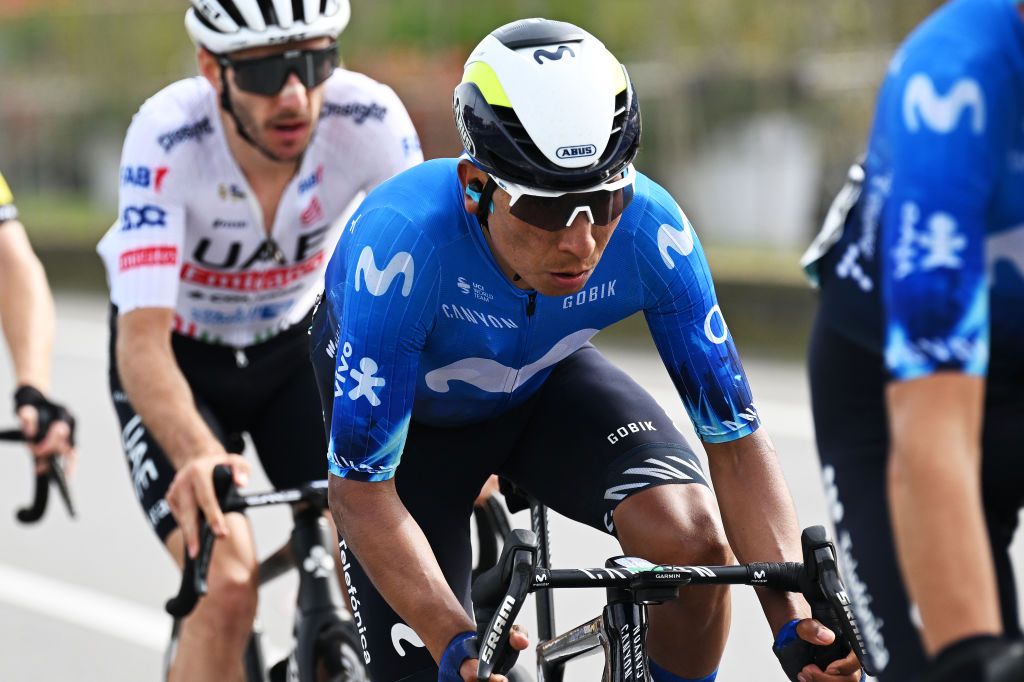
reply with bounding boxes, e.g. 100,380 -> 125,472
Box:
923,635 -> 1024,682
13,385 -> 76,447
773,619 -> 863,682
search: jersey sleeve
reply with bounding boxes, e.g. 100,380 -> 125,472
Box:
0,172 -> 18,223
99,109 -> 187,313
879,47 -> 1014,381
324,206 -> 440,481
635,189 -> 759,443
360,84 -> 424,190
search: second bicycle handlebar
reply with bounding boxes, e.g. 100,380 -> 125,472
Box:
164,465 -> 329,618
0,428 -> 75,523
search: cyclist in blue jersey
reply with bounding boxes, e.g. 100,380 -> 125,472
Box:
802,0 -> 1024,679
312,19 -> 862,682
0,172 -> 76,472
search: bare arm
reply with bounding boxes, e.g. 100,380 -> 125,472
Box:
886,373 -> 998,654
0,221 -> 55,391
706,428 -> 807,634
329,476 -> 475,661
116,307 -> 249,555
115,307 -> 222,468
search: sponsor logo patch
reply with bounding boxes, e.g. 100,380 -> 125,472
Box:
157,117 -> 214,152
180,252 -> 325,291
121,204 -> 167,230
321,101 -> 388,124
119,246 -> 178,272
121,166 -> 169,192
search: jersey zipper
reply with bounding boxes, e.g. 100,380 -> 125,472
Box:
504,292 -> 538,407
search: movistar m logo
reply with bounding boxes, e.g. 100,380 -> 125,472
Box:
657,220 -> 694,269
534,45 -> 575,64
557,144 -> 597,159
902,74 -> 985,135
354,246 -> 414,297
425,328 -> 597,394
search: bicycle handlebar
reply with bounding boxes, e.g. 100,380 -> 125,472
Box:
0,428 -> 75,523
472,526 -> 877,680
164,465 -> 331,618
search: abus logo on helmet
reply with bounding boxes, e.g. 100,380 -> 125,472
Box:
556,145 -> 597,159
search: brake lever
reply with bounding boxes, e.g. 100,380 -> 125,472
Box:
164,465 -> 237,617
476,547 -> 533,681
473,528 -> 538,681
49,457 -> 76,518
800,526 -> 877,676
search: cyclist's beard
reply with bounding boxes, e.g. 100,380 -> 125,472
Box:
219,73 -> 307,164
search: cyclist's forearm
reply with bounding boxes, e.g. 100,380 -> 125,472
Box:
0,221 -> 55,391
706,428 -> 808,633
116,329 -> 221,468
329,476 -> 475,661
886,374 -> 999,654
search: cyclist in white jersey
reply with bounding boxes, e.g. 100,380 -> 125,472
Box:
96,1 -> 422,679
0,171 -> 76,471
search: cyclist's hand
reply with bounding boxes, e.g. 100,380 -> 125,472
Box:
165,452 -> 250,559
774,618 -> 863,682
441,625 -> 529,682
13,386 -> 76,476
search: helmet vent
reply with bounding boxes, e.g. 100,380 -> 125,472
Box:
216,0 -> 248,28
491,106 -> 553,169
257,0 -> 278,26
597,89 -> 630,165
291,0 -> 305,22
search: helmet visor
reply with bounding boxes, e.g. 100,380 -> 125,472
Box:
493,165 -> 636,232
219,44 -> 337,96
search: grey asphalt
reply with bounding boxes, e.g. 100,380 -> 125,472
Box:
0,294 -> 1019,681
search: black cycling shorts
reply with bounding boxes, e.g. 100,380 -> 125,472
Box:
107,307 -> 328,543
809,313 -> 1024,681
312,312 -> 710,681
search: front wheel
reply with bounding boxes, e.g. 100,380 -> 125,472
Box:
314,620 -> 368,682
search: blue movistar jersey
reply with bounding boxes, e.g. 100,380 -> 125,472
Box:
810,0 -> 1024,382
316,159 -> 760,481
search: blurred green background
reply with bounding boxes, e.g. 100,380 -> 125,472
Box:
0,0 -> 944,351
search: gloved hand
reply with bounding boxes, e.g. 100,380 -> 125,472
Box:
773,618 -> 864,682
13,385 -> 77,474
922,635 -> 1024,682
438,632 -> 478,682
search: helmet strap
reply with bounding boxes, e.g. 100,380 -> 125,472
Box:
473,177 -> 523,282
218,68 -> 288,164
475,177 -> 498,229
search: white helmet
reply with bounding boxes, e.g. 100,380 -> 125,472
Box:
185,0 -> 350,54
454,18 -> 641,191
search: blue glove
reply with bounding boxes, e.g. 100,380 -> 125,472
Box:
438,631 -> 478,682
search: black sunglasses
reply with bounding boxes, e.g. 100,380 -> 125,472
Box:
217,44 -> 338,96
507,183 -> 635,232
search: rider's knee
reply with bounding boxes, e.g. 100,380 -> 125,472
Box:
614,484 -> 732,567
200,560 -> 258,629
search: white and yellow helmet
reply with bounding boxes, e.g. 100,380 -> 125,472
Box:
454,18 -> 641,191
185,0 -> 350,54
